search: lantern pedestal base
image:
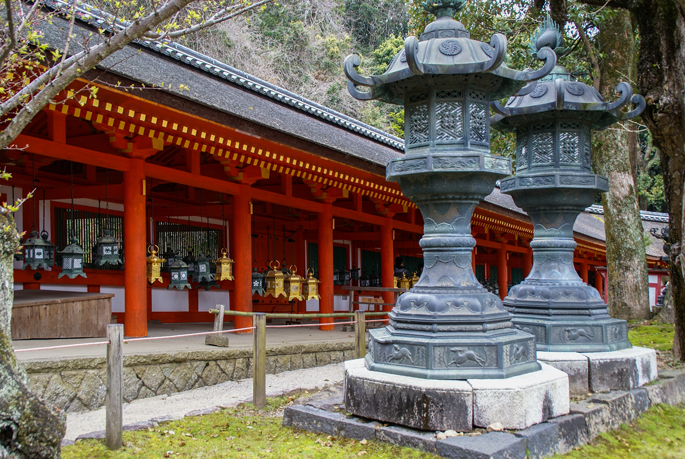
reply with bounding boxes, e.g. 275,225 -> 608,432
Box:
508,315 -> 631,353
344,359 -> 569,432
538,347 -> 657,395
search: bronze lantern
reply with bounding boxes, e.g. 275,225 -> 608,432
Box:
265,260 -> 286,299
58,236 -> 87,279
194,253 -> 212,283
146,245 -> 166,284
303,267 -> 321,301
93,229 -> 122,266
168,259 -> 191,290
284,265 -> 305,302
213,248 -> 234,281
252,266 -> 266,296
21,230 -> 52,270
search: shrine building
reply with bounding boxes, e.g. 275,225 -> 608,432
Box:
6,5 -> 669,338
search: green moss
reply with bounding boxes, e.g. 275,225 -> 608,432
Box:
629,323 -> 675,350
553,404 -> 685,458
62,395 -> 434,458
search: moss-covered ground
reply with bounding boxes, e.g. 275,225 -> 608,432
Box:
63,323 -> 684,458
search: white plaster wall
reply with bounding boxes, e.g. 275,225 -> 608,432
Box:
41,284 -> 88,293
334,294 -> 350,312
14,284 -> 22,290
198,290 -> 230,312
151,289 -> 188,312
306,299 -> 318,312
101,286 -> 125,313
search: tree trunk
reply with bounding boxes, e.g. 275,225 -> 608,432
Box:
592,10 -> 651,320
632,0 -> 685,360
0,211 -> 65,458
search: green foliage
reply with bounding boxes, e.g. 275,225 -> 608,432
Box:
343,0 -> 408,52
62,395 -> 434,458
367,35 -> 405,75
637,134 -> 666,212
629,323 -> 675,351
553,404 -> 685,459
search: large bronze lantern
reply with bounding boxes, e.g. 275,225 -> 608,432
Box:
22,230 -> 52,270
491,17 -> 644,352
58,236 -> 87,279
168,259 -> 191,290
284,265 -> 305,302
303,267 -> 321,301
213,248 -> 235,281
343,0 -> 556,380
93,229 -> 122,266
265,260 -> 286,299
183,252 -> 197,281
146,245 -> 165,284
41,229 -> 55,267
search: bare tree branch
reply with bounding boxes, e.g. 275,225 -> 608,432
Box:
56,0 -> 79,77
0,0 -> 17,69
575,20 -> 601,90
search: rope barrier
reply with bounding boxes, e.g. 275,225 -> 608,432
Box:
265,320 -> 358,328
208,309 -> 388,318
14,340 -> 110,353
123,326 -> 257,343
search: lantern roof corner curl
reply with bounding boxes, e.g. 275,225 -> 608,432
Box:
491,16 -> 645,131
344,0 -> 557,105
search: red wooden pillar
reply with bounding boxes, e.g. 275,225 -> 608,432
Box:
523,248 -> 533,278
232,186 -> 252,331
123,158 -> 148,337
580,261 -> 589,284
595,269 -> 605,301
497,243 -> 508,300
380,220 -> 394,310
318,203 -> 334,330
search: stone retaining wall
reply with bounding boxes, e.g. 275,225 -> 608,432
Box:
24,342 -> 355,413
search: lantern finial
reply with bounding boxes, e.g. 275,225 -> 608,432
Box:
531,14 -> 565,55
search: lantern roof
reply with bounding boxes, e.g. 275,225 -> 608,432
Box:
59,236 -> 86,255
95,229 -> 119,244
491,16 -> 645,131
24,230 -> 51,248
344,0 -> 557,103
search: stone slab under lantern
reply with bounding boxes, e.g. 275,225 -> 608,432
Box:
344,359 -> 569,432
538,347 -> 657,395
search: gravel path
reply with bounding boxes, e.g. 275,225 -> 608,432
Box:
64,363 -> 344,442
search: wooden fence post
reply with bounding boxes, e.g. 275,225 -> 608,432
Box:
253,313 -> 266,409
354,310 -> 366,359
106,324 -> 123,450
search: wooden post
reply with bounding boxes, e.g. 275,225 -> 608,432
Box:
354,310 -> 366,359
123,158 -> 148,337
580,261 -> 589,284
205,304 -> 229,347
233,186 -> 253,332
252,313 -> 266,409
106,324 -> 123,450
497,243 -> 508,299
318,204 -> 334,330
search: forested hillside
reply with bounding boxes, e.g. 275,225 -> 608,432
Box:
179,0 -> 408,137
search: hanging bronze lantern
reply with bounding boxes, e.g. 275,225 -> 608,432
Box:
184,252 -> 197,281
21,230 -> 52,270
284,265 -> 304,302
333,268 -> 341,286
41,230 -> 55,267
303,268 -> 321,301
371,271 -> 381,287
162,247 -> 176,272
265,260 -> 286,299
398,272 -> 411,289
168,259 -> 191,290
146,245 -> 165,284
340,266 -> 351,286
194,253 -> 212,283
93,229 -> 122,266
252,267 -> 266,296
213,248 -> 234,281
410,271 -> 420,288
350,264 -> 360,284
360,272 -> 370,288
58,236 -> 87,279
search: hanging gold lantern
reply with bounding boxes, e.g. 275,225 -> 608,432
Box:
410,271 -> 420,288
303,268 -> 321,301
213,248 -> 234,281
399,272 -> 411,289
265,260 -> 286,299
146,245 -> 166,284
284,265 -> 304,302
393,276 -> 399,288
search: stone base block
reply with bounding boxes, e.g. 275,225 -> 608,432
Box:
344,359 -> 569,432
204,334 -> 229,347
538,346 -> 657,395
344,359 -> 473,431
537,351 -> 589,395
584,347 -> 657,392
468,363 -> 569,430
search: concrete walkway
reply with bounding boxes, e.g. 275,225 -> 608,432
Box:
13,321 -> 369,362
64,362 -> 345,442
